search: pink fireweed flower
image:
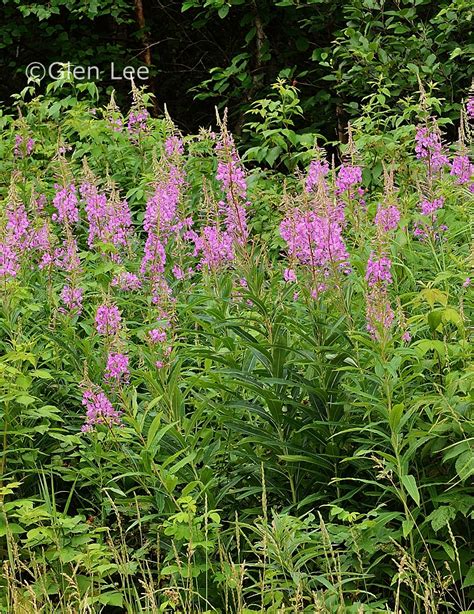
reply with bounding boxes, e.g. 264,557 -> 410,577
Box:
34,194 -> 47,214
149,328 -> 167,343
52,184 -> 79,225
283,268 -> 297,283
14,135 -> 34,158
216,132 -> 249,244
365,249 -> 394,341
366,254 -> 392,287
13,135 -> 23,158
335,164 -> 362,194
150,275 -> 175,308
60,285 -> 83,315
310,284 -> 327,300
80,182 -> 132,252
0,243 -> 20,279
463,277 -> 471,288
143,165 -> 184,235
420,197 -> 444,217
141,232 -> 166,276
280,211 -> 350,275
111,271 -> 142,291
415,125 -> 449,172
414,196 -> 446,240
80,182 -> 107,247
127,109 -> 149,136
305,159 -> 329,193
6,201 -> 29,244
375,204 -> 400,232
28,223 -> 51,267
81,387 -> 122,432
466,97 -> 474,120
155,360 -> 164,369
109,116 -> 123,132
450,155 -> 473,186
366,289 -> 395,341
172,265 -> 185,280
95,303 -> 122,336
402,330 -> 412,343
141,161 -> 185,285
165,136 -> 184,157
187,226 -> 235,270
54,236 -> 80,273
105,352 -> 130,383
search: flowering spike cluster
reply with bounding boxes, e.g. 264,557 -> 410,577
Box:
127,109 -> 149,137
189,130 -> 250,271
149,328 -> 167,343
6,201 -> 29,245
60,285 -> 83,315
187,225 -> 235,270
165,136 -> 184,157
0,180 -> 33,280
375,204 -> 400,232
80,182 -> 132,253
305,159 -> 329,193
366,291 -> 395,341
105,352 -> 130,383
466,97 -> 474,120
143,165 -> 184,236
112,271 -> 142,291
365,250 -> 395,341
420,197 -> 444,217
0,243 -> 19,279
366,253 -> 392,287
14,135 -> 34,158
280,156 -> 351,294
127,84 -> 149,138
415,125 -> 449,173
365,174 -> 398,341
141,139 -> 187,305
95,303 -> 122,336
81,387 -> 122,432
450,155 -> 473,191
215,132 -> 249,245
53,235 -> 81,272
335,164 -> 362,195
106,92 -> 123,132
280,212 -> 350,274
52,184 -> 79,225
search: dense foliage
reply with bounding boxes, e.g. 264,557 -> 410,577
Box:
0,79 -> 472,612
0,0 -> 472,136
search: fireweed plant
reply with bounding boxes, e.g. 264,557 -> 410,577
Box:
0,83 -> 472,613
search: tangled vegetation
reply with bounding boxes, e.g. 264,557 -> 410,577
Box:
0,79 -> 473,612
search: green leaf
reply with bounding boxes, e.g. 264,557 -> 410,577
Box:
402,519 -> 414,538
98,592 -> 123,607
218,5 -> 229,18
462,566 -> 474,589
427,506 -> 457,531
388,403 -> 404,432
455,450 -> 474,482
401,474 -> 420,506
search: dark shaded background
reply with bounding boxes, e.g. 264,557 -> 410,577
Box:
0,0 -> 472,139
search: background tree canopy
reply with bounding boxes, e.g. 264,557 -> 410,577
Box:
0,0 -> 472,139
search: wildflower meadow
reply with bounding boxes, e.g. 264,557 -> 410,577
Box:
0,72 -> 473,613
